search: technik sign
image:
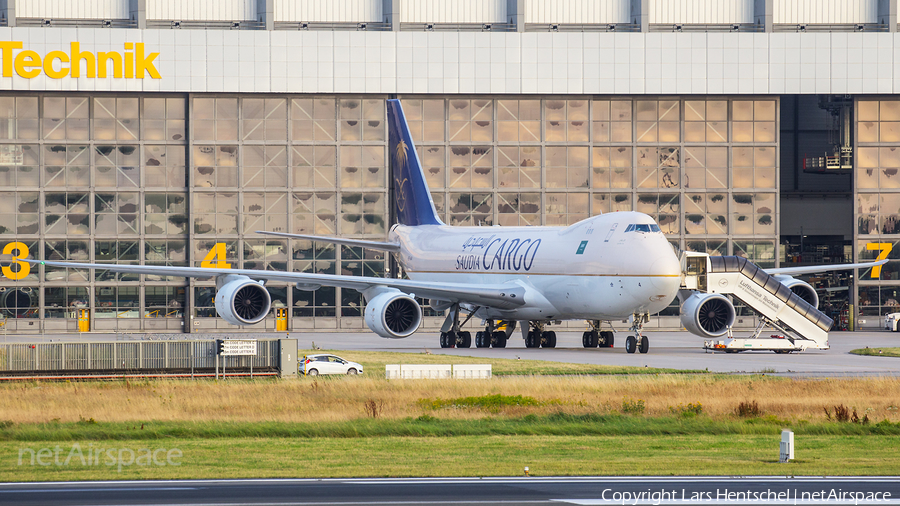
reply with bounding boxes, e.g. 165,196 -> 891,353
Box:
0,42 -> 160,79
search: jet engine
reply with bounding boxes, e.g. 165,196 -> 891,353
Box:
215,275 -> 271,326
773,275 -> 819,308
680,292 -> 736,338
365,290 -> 422,338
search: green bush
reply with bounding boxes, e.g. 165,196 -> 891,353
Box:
621,397 -> 646,415
669,402 -> 704,418
420,394 -> 544,413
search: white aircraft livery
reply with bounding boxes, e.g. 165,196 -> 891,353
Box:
25,100 -> 885,353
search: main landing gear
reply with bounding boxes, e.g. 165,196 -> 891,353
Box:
439,303 -> 474,348
475,319 -> 508,349
582,320 -> 615,348
624,312 -> 650,354
524,321 -> 557,348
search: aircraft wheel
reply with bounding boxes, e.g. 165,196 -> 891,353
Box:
625,335 -> 637,354
601,331 -> 614,348
492,331 -> 507,348
582,331 -> 591,348
474,331 -> 486,348
441,332 -> 457,348
525,331 -> 539,348
459,331 -> 472,348
542,331 -> 557,348
591,330 -> 600,347
638,336 -> 649,354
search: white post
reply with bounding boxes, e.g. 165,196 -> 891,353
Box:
780,429 -> 794,463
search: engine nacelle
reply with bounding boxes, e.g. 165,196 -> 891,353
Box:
365,290 -> 422,338
680,292 -> 736,338
773,275 -> 819,308
215,275 -> 271,326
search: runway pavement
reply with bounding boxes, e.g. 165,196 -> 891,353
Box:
297,329 -> 900,376
1,477 -> 899,505
2,329 -> 899,375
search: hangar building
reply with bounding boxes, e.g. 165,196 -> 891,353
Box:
0,0 -> 896,333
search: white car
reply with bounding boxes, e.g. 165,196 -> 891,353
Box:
302,354 -> 364,376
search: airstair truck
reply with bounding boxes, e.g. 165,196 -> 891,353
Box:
680,252 -> 831,353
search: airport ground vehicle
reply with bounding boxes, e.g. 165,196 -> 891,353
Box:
884,313 -> 900,331
302,354 -> 363,376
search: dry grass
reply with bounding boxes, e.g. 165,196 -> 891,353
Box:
2,374 -> 899,425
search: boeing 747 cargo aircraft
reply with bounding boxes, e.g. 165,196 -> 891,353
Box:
25,100 -> 883,353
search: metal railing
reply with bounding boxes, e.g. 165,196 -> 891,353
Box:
275,21 -> 391,31
401,22 -> 516,32
773,23 -> 890,32
0,339 -> 281,378
146,19 -> 266,30
524,23 -> 641,32
649,23 -> 764,32
16,17 -> 138,28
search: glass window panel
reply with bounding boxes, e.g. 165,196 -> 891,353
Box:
858,101 -> 878,121
733,101 -> 753,121
880,101 -> 900,121
881,122 -> 900,143
733,122 -> 752,142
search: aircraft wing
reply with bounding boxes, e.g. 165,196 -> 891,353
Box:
765,259 -> 888,276
254,231 -> 401,253
25,259 -> 525,309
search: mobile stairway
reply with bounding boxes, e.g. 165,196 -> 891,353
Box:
683,254 -> 832,353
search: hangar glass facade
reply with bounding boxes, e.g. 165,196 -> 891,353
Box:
0,94 -> 779,332
855,97 -> 900,318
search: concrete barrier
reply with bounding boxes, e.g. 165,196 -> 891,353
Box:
452,364 -> 491,379
386,364 -> 491,379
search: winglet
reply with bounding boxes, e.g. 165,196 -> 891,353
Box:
386,99 -> 443,227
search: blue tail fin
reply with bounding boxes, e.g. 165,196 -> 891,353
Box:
386,99 -> 443,226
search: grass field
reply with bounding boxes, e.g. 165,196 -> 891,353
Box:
303,349 -> 701,376
1,351 -> 899,481
3,434 -> 899,481
850,347 -> 900,357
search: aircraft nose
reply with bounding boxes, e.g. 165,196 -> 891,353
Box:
649,253 -> 681,291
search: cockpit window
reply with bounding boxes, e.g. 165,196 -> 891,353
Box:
624,224 -> 660,233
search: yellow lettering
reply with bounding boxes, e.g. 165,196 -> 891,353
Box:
135,43 -> 161,79
124,50 -> 133,78
97,51 -> 122,78
42,50 -> 69,78
201,243 -> 232,269
0,41 -> 160,80
0,41 -> 23,77
866,242 -> 893,279
2,242 -> 31,281
14,50 -> 41,78
69,42 -> 95,78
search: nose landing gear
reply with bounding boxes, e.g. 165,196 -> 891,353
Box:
625,312 -> 650,354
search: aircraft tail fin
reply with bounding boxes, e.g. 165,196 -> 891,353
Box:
386,99 -> 443,226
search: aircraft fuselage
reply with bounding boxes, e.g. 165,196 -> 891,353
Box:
391,211 -> 682,321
